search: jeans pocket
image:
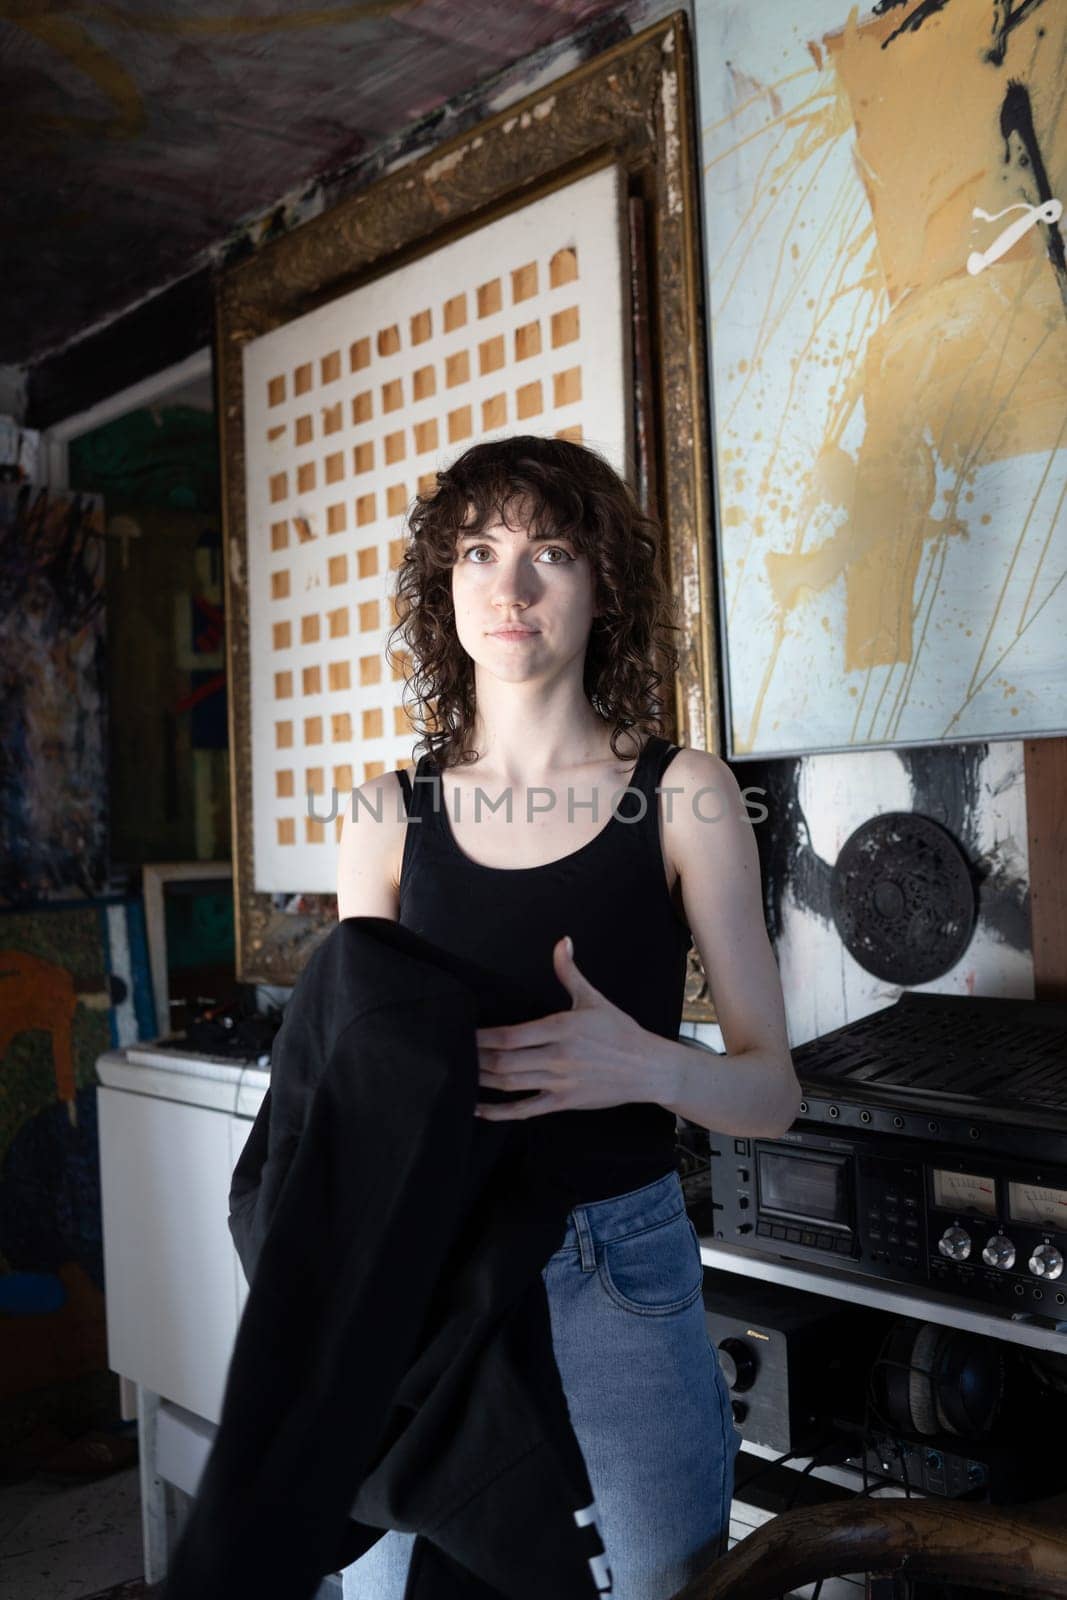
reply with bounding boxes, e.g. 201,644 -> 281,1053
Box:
597,1208 -> 705,1316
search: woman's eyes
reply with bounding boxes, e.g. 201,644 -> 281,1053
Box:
462,545 -> 574,564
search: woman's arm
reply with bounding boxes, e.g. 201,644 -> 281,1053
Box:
658,747 -> 802,1138
336,770 -> 406,921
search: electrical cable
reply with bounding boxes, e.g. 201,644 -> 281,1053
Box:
782,1454 -> 820,1511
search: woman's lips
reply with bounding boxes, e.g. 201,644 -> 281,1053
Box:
491,630 -> 539,641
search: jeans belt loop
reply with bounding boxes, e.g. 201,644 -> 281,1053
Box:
574,1207 -> 597,1273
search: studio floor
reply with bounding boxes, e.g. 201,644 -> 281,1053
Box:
0,1427 -> 351,1600
0,1426 -> 156,1600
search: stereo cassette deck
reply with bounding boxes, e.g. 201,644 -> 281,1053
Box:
708,992 -> 1067,1317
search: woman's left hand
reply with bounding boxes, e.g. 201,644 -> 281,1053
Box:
474,936 -> 654,1118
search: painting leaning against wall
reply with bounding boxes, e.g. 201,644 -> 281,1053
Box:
240,161 -> 632,898
0,485 -> 109,906
695,0 -> 1067,757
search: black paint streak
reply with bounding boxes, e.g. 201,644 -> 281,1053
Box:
999,77 -> 1067,315
869,8 -> 1067,317
899,744 -> 1030,954
873,0 -> 1049,59
986,0 -> 1048,65
899,742 -> 986,843
873,0 -> 953,49
730,758 -> 834,946
737,747 -> 1030,962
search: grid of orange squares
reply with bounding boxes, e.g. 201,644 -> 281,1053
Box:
261,241 -> 588,849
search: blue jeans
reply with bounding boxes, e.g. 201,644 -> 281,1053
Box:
340,1168 -> 742,1600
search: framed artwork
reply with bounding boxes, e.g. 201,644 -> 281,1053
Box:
142,862 -> 234,1039
242,163 -> 633,897
695,0 -> 1067,758
217,13 -> 722,1012
0,485 -> 108,907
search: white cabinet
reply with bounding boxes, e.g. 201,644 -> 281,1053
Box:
96,1046 -> 267,1584
97,1083 -> 248,1422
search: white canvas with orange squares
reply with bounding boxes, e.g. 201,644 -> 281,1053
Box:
242,162 -> 632,893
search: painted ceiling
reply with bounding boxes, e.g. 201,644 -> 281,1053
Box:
2,0 -> 645,369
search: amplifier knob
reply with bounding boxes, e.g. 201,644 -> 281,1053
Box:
938,1225 -> 972,1261
718,1337 -> 758,1393
981,1233 -> 1016,1270
1029,1243 -> 1064,1281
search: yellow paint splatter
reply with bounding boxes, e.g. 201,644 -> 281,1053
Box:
714,0 -> 1067,749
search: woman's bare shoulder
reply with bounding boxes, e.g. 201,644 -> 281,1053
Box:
336,770 -> 408,917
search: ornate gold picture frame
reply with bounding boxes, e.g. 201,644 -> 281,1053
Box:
216,11 -> 721,1020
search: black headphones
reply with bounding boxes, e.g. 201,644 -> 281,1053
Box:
876,1318 -> 1004,1439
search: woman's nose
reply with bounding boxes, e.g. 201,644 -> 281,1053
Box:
490,560 -> 538,604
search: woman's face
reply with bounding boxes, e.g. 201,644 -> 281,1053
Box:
450,508 -> 599,684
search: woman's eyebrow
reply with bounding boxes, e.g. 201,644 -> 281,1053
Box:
457,530 -> 573,543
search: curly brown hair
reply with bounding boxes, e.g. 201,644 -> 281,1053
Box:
385,434 -> 682,771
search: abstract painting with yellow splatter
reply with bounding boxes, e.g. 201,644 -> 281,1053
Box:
242,164 -> 631,894
696,0 -> 1066,755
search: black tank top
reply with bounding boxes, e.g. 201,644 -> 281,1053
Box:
395,734 -> 693,1203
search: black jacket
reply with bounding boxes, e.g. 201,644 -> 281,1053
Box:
162,916 -> 613,1600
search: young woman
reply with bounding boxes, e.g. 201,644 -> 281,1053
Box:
337,434 -> 800,1600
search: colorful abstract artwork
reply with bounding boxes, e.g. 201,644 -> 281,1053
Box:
696,0 -> 1067,756
0,900 -> 154,1428
0,485 -> 108,905
241,163 -> 632,894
